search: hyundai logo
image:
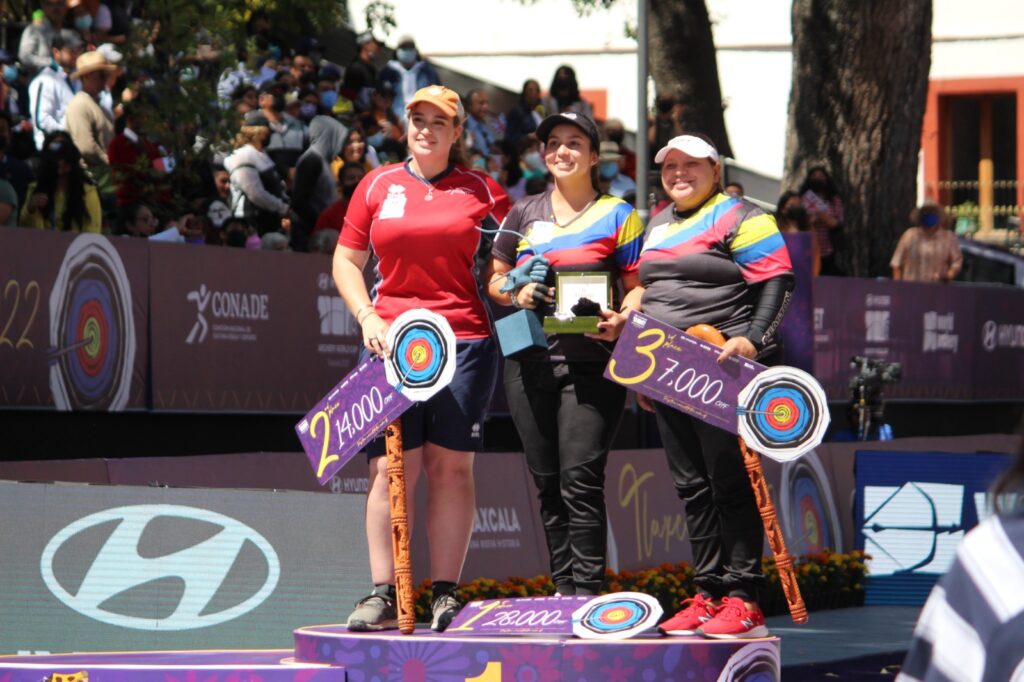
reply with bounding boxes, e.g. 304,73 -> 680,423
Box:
40,505 -> 280,630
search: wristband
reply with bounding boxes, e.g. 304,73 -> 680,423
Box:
355,304 -> 375,324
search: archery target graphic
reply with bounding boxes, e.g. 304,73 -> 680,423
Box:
715,642 -> 780,682
49,235 -> 136,411
384,308 -> 456,402
779,450 -> 843,555
571,592 -> 662,640
737,366 -> 829,462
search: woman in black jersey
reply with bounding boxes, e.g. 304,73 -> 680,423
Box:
486,113 -> 644,596
635,133 -> 794,639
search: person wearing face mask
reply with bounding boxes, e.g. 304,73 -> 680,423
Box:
290,115 -> 347,252
596,140 -> 635,199
67,0 -> 112,46
799,165 -> 844,275
890,202 -> 962,283
341,31 -> 380,113
540,65 -> 592,119
775,191 -> 819,276
316,64 -> 343,115
314,162 -> 365,234
603,118 -> 635,180
378,36 -> 441,121
257,79 -> 307,178
297,91 -> 320,123
505,134 -> 549,203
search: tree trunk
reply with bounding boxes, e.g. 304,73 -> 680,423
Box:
784,0 -> 932,277
648,0 -> 733,158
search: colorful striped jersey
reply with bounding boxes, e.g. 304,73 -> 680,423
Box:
638,192 -> 793,339
494,192 -> 643,274
493,191 -> 643,361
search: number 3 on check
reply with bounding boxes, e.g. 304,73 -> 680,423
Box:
607,328 -> 666,385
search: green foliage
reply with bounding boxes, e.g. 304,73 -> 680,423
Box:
364,1 -> 398,38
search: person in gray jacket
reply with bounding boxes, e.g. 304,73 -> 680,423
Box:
290,115 -> 347,251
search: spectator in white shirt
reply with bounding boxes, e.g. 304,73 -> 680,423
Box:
28,30 -> 82,151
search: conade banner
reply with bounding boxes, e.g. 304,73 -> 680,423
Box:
3,230 -> 1022,413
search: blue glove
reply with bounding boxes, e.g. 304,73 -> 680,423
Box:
499,255 -> 550,293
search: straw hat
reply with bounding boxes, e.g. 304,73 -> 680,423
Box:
70,51 -> 117,80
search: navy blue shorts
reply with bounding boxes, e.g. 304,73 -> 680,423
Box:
366,337 -> 498,457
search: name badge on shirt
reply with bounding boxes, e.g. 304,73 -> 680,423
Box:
527,220 -> 557,248
379,184 -> 407,220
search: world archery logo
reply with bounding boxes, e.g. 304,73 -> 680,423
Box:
861,482 -> 965,576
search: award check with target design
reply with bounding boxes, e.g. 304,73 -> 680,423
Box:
295,309 -> 457,485
606,312 -> 828,462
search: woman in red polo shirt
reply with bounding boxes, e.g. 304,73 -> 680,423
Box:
333,86 -> 505,632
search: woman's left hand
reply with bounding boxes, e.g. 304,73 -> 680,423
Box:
585,308 -> 628,342
716,336 -> 757,364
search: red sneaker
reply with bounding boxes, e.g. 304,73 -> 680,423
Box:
698,596 -> 768,639
658,593 -> 720,635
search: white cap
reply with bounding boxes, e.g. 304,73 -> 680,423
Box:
654,135 -> 720,164
97,43 -> 123,64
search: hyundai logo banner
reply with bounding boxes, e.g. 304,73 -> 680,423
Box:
0,481 -> 370,654
854,450 -> 1010,606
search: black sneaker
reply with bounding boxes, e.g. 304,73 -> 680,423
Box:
346,591 -> 398,631
430,593 -> 461,632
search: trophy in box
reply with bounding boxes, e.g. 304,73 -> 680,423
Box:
542,271 -> 612,334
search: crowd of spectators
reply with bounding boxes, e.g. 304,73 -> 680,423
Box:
2,2 -> 959,280
0,4 -> 649,256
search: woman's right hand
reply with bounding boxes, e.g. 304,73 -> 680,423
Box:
29,193 -> 49,212
514,282 -> 554,310
361,313 -> 390,359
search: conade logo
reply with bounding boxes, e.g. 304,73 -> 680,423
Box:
40,504 -> 280,630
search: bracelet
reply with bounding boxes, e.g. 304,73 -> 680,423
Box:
509,290 -> 521,309
355,304 -> 375,324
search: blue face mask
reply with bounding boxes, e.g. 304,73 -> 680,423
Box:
599,161 -> 619,180
396,48 -> 417,65
74,14 -> 93,31
366,131 -> 385,148
320,90 -> 338,110
921,212 -> 941,228
299,102 -> 317,120
2,65 -> 18,84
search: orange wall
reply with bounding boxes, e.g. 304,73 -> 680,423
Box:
922,76 -> 1024,213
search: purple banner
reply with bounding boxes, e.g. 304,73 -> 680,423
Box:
812,277 -> 1024,400
0,230 -> 149,411
779,232 -> 814,373
295,358 -> 412,485
606,312 -> 765,434
445,595 -> 589,636
149,245 -> 360,412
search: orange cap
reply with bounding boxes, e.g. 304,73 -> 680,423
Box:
405,85 -> 465,121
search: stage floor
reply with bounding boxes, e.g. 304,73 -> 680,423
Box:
0,627 -> 782,681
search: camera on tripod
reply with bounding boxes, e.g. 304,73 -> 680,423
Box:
848,356 -> 902,399
846,356 -> 901,441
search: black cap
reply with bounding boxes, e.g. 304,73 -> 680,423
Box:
536,112 -> 600,150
